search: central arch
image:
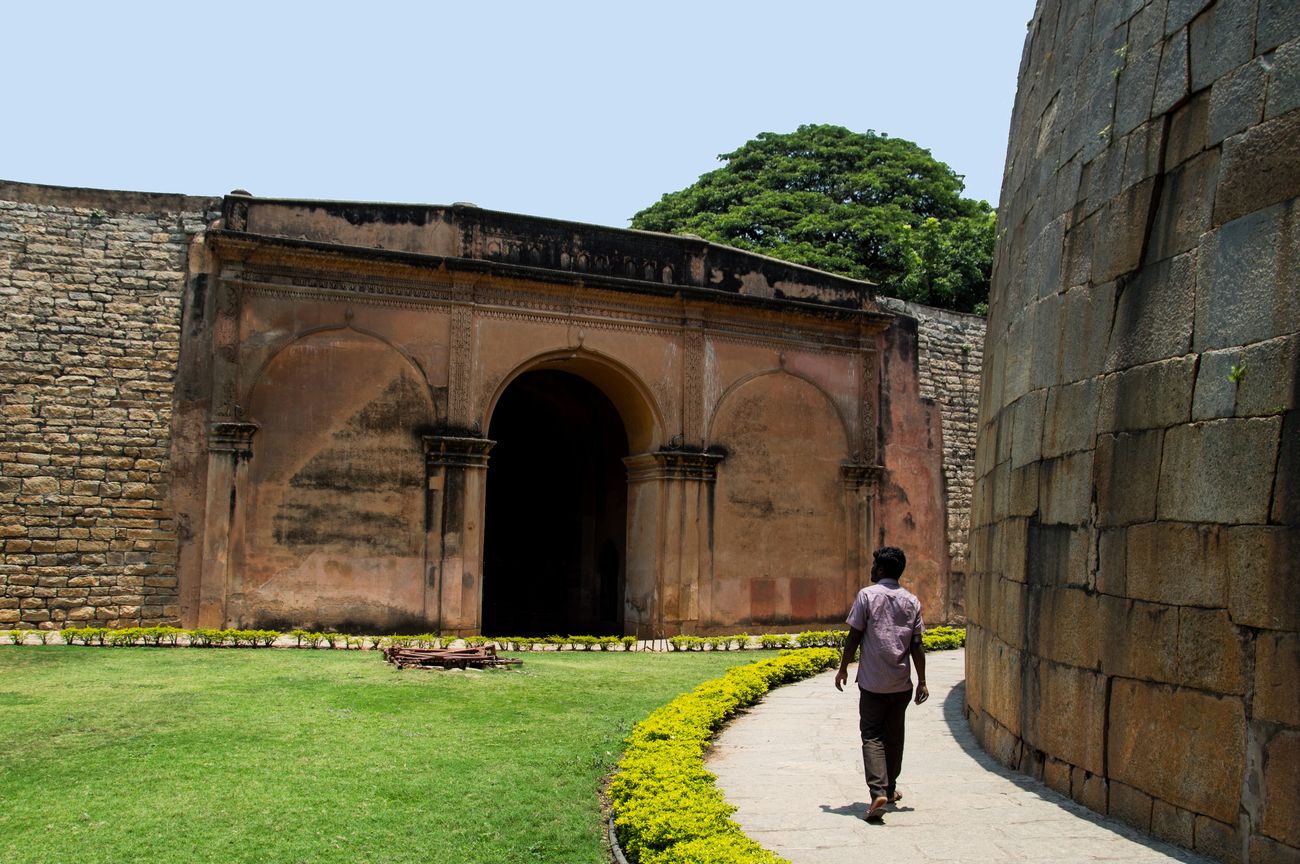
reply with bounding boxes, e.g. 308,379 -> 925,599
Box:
482,368 -> 632,636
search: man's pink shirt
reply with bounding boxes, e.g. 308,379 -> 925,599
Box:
846,578 -> 924,694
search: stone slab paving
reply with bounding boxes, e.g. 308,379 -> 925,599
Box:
708,649 -> 1212,864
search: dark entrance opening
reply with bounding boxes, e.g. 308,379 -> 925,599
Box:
482,370 -> 629,636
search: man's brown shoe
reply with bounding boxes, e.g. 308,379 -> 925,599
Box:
865,795 -> 889,821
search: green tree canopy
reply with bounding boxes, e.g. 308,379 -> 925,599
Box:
631,124 -> 994,313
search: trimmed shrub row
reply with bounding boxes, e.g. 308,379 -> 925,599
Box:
16,626 -> 966,653
610,647 -> 840,864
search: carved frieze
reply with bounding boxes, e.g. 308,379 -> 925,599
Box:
448,304 -> 474,427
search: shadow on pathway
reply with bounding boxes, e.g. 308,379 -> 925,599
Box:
707,648 -> 1211,864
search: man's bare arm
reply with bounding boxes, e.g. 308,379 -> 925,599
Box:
834,626 -> 864,691
909,640 -> 929,704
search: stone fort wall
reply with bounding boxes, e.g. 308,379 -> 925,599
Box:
965,1 -> 1298,862
0,183 -> 218,629
0,180 -> 985,631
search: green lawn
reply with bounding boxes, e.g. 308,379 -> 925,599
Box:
0,647 -> 754,864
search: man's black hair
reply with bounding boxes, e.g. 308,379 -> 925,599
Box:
873,546 -> 907,580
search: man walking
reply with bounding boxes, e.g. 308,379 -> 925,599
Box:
834,546 -> 928,822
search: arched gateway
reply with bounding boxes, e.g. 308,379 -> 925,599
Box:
177,194 -> 957,636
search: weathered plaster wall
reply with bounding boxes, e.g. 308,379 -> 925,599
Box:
880,297 -> 985,619
0,183 -> 218,628
966,1 -> 1299,862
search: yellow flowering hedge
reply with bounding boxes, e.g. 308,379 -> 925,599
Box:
609,647 -> 838,864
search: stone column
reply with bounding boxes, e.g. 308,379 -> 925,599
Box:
197,421 -> 257,628
840,460 -> 879,598
423,434 -> 493,634
624,448 -> 725,637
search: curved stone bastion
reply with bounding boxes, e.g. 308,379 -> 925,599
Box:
965,1 -> 1298,862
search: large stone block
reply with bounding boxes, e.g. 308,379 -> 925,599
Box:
1257,0 -> 1300,53
1235,333 -> 1300,418
1043,378 -> 1100,457
1115,40 -> 1161,137
1177,607 -> 1247,694
1034,659 -> 1106,774
1107,677 -> 1245,824
1262,730 -> 1300,847
1248,834 -> 1300,864
1194,814 -> 1244,864
1109,253 -> 1197,370
1154,27 -> 1190,116
1060,281 -> 1116,383
1149,149 -> 1220,263
1151,799 -> 1196,850
1033,586 -> 1101,669
1208,58 -> 1268,145
1265,37 -> 1300,121
1255,630 -> 1300,727
1157,417 -> 1283,524
1100,594 -> 1180,683
1126,521 -> 1228,607
1097,526 -> 1127,596
1166,90 -> 1210,168
979,636 -> 1025,737
1193,348 -> 1246,420
1010,389 -> 1048,470
1188,0 -> 1259,93
1038,450 -> 1094,525
1095,430 -> 1163,526
1008,462 -> 1040,517
1093,178 -> 1157,283
1214,114 -> 1300,227
1030,293 -> 1066,391
1109,780 -> 1155,832
1098,354 -> 1197,432
996,576 -> 1029,651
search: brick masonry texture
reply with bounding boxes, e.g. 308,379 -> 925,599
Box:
0,185 -> 219,629
880,297 -> 985,607
965,1 -> 1299,863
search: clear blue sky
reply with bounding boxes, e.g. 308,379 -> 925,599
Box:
4,1 -> 1036,227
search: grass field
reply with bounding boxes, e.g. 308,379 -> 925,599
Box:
0,647 -> 755,864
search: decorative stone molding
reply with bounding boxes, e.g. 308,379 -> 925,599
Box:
423,434 -> 494,469
625,448 -> 726,483
839,460 -> 881,489
207,421 -> 259,458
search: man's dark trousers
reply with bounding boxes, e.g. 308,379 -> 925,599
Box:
859,686 -> 912,799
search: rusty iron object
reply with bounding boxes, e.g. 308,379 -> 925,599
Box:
383,644 -> 522,670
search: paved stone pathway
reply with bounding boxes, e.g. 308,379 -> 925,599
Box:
708,648 -> 1212,864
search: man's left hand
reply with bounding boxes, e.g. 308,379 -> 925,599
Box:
834,668 -> 848,691
914,682 -> 929,705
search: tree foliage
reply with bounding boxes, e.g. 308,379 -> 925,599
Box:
631,124 -> 994,313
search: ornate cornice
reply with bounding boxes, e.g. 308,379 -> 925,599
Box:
625,448 -> 727,483
208,421 -> 259,457
424,434 -> 494,469
840,461 -> 882,489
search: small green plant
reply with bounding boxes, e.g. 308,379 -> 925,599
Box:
621,635 -> 637,651
1228,363 -> 1247,384
922,625 -> 967,651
